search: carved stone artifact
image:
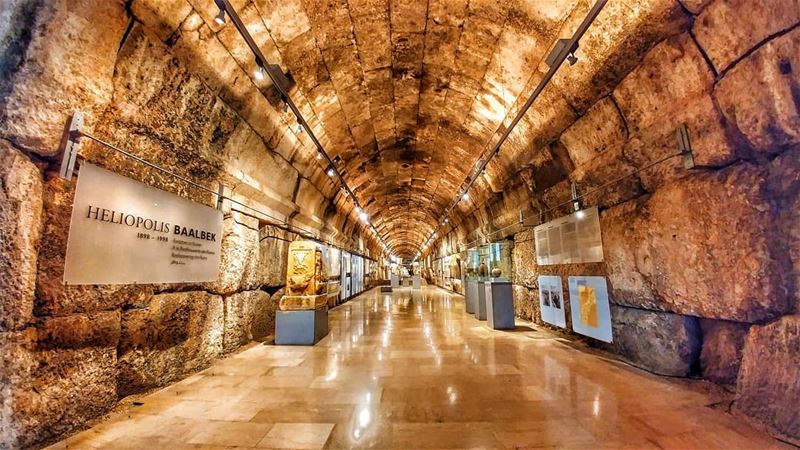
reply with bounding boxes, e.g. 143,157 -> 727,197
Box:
280,240 -> 328,311
478,262 -> 488,277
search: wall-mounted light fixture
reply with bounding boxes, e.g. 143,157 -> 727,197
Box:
254,59 -> 266,81
213,0 -> 226,24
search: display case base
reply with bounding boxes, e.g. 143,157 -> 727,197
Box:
475,281 -> 488,320
486,281 -> 515,330
275,307 -> 329,345
465,280 -> 478,314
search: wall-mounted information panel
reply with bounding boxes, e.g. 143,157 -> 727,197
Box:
538,275 -> 566,329
568,276 -> 613,343
534,207 -> 603,266
64,163 -> 223,284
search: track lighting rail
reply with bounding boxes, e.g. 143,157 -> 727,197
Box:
215,0 -> 389,254
418,0 -> 609,261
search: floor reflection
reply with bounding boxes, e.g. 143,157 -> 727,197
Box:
51,286 -> 787,449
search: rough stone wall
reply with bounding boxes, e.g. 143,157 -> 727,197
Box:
439,2 -> 800,444
0,1 -> 378,448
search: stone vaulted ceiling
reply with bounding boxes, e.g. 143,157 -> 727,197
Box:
263,0 -> 586,259
137,0 -> 689,258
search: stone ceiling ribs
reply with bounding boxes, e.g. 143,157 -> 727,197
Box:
134,0 -> 696,258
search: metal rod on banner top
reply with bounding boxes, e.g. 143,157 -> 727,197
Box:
58,117 -> 376,262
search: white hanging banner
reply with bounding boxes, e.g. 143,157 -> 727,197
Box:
534,206 -> 604,266
64,163 -> 223,285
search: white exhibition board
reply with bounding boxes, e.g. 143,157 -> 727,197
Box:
64,163 -> 223,284
534,207 -> 604,266
568,276 -> 613,343
537,275 -> 566,328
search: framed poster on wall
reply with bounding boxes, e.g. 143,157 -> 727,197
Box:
568,276 -> 613,343
537,275 -> 566,328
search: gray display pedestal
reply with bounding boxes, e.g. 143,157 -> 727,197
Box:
485,281 -> 515,330
465,280 -> 478,314
275,307 -> 329,345
391,274 -> 400,288
412,275 -> 421,289
475,281 -> 488,320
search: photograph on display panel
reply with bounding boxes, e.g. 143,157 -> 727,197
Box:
537,275 -> 566,329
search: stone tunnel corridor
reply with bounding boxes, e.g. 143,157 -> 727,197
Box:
44,286 -> 787,449
1,0 -> 799,449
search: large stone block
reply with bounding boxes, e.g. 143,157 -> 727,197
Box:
223,290 -> 271,352
0,142 -> 42,331
130,0 -> 193,42
37,311 -> 121,350
714,29 -> 800,154
606,31 -> 715,131
769,148 -> 800,312
204,212 -> 261,295
699,319 -> 749,386
252,289 -> 280,341
614,34 -> 739,188
570,146 -> 644,209
622,94 -> 742,190
559,97 -> 627,168
693,0 -> 800,73
610,305 -> 701,377
512,229 -> 537,288
602,164 -> 790,322
258,229 -> 290,288
548,0 -> 690,112
25,346 -> 118,446
512,284 -> 535,322
36,176 -> 153,316
117,290 -> 223,395
0,0 -> 128,156
0,329 -> 37,449
86,23 -> 230,205
735,315 -> 800,445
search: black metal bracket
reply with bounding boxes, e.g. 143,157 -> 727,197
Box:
570,182 -> 582,212
58,112 -> 84,181
677,124 -> 696,169
546,39 -> 579,67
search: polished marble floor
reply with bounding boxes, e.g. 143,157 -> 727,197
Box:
51,286 -> 787,449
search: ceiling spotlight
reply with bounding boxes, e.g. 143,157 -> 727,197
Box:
296,119 -> 304,134
282,100 -> 289,113
444,218 -> 449,223
462,192 -> 469,201
214,9 -> 226,25
327,167 -> 335,177
359,211 -> 369,222
576,209 -> 586,219
316,152 -> 323,160
254,61 -> 266,81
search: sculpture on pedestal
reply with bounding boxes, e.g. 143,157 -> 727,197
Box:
280,240 -> 328,311
275,240 -> 330,345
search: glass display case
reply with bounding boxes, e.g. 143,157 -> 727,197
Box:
465,241 -> 513,281
465,246 -> 487,280
485,240 -> 513,282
